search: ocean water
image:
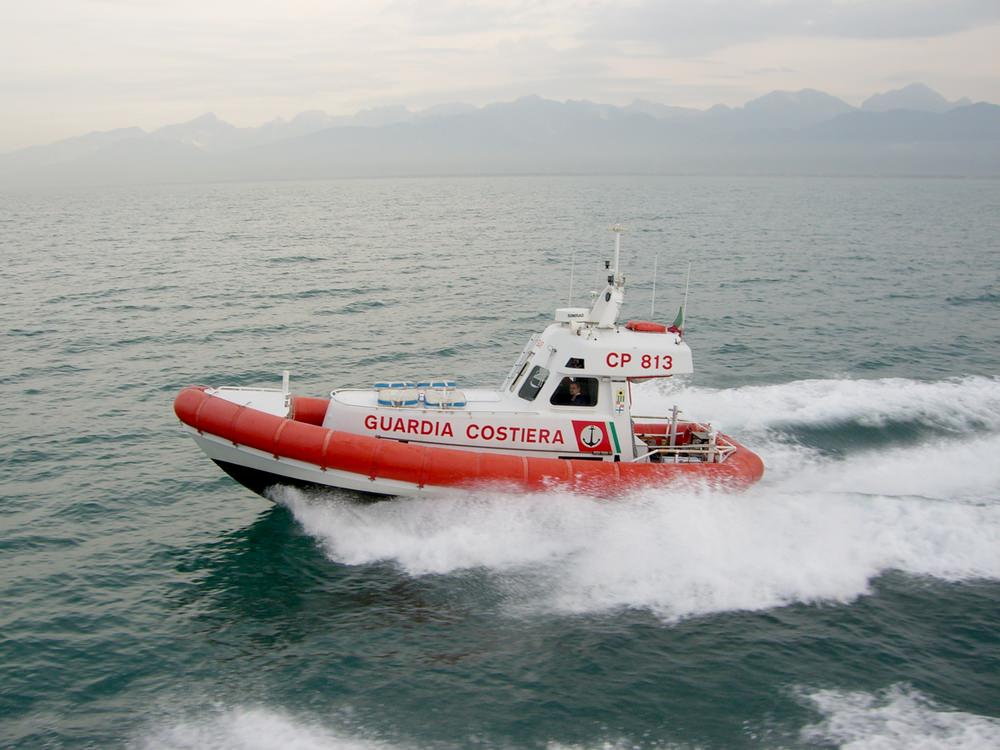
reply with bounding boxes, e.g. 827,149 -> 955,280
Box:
2,175 -> 999,749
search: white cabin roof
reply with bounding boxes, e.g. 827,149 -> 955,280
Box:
334,229 -> 693,421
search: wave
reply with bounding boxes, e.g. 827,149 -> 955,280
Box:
763,430 -> 1000,501
132,687 -> 1000,750
947,291 -> 1000,306
800,685 -> 1000,749
633,375 -> 1000,435
133,707 -> 394,750
278,439 -> 1000,621
133,707 -> 665,750
272,375 -> 1000,621
265,255 -> 328,265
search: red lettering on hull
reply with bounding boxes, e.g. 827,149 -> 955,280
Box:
364,414 -> 454,438
466,424 -> 565,445
363,414 -> 566,446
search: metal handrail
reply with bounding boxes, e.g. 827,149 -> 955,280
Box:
630,442 -> 736,463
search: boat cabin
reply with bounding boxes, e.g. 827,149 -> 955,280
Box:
322,229 -> 709,463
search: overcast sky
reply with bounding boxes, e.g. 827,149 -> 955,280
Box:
3,0 -> 999,152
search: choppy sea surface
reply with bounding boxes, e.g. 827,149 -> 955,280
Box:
2,175 -> 999,749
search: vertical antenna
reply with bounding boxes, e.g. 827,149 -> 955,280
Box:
611,223 -> 623,281
651,251 -> 659,317
568,249 -> 576,306
682,261 -> 691,330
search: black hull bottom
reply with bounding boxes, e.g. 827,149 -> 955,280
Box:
212,460 -> 384,502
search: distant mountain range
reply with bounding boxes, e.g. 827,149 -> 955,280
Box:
2,83 -> 998,185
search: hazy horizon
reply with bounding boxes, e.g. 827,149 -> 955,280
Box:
4,0 -> 1000,153
3,82 -> 994,157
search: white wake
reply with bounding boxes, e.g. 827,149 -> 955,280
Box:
801,685 -> 1000,750
134,706 -> 394,750
632,374 -> 1000,434
133,688 -> 1000,749
278,376 -> 1000,621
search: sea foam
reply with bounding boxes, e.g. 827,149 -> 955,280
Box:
279,376 -> 1000,621
800,685 -> 1000,750
134,706 -> 394,750
133,688 -> 1000,750
633,375 -> 1000,434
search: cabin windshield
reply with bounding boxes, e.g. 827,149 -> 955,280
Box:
517,365 -> 550,401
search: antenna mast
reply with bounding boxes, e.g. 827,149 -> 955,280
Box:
682,261 -> 691,329
611,223 -> 623,282
568,249 -> 576,306
651,251 -> 658,317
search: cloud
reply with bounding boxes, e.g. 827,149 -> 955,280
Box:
388,0 -> 592,37
589,0 -> 1000,55
1,0 -> 999,151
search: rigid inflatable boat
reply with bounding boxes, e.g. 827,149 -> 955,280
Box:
174,228 -> 764,499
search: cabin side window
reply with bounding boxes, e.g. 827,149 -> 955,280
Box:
508,361 -> 531,392
517,365 -> 550,401
550,377 -> 598,407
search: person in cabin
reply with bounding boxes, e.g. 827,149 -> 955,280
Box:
568,380 -> 587,405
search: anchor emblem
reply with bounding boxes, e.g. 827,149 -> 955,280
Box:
580,425 -> 604,448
